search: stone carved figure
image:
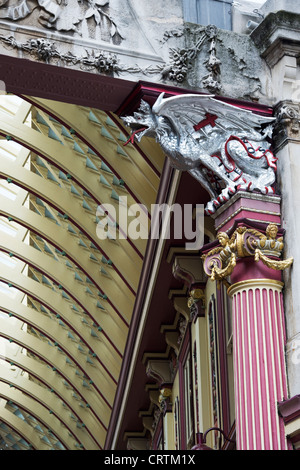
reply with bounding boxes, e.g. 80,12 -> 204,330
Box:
0,0 -> 123,41
122,93 -> 276,214
2,0 -> 44,20
0,0 -> 79,31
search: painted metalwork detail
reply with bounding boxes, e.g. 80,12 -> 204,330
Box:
208,297 -> 220,444
122,93 -> 276,214
202,224 -> 294,286
254,223 -> 294,270
192,341 -> 200,435
187,288 -> 205,318
0,94 -> 159,450
173,396 -> 180,450
230,280 -> 288,449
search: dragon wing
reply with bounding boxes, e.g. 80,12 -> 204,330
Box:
152,93 -> 274,138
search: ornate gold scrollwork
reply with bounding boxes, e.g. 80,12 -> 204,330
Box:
187,287 -> 206,318
202,223 -> 293,285
254,248 -> 294,270
211,252 -> 236,282
187,288 -> 206,309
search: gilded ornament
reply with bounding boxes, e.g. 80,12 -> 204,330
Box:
210,252 -> 236,282
158,387 -> 172,412
254,249 -> 293,270
159,387 -> 172,402
202,223 -> 293,285
187,288 -> 205,308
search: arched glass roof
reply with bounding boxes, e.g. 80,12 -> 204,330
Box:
0,93 -> 164,450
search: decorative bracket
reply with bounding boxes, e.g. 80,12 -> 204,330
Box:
146,359 -> 173,387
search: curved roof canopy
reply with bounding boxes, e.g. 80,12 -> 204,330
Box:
0,93 -> 164,450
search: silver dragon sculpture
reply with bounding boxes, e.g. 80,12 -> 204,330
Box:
122,93 -> 276,214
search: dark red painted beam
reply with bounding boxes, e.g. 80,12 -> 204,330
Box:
116,80 -> 274,117
0,54 -> 136,112
0,54 -> 273,117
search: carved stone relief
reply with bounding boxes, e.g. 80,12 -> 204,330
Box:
159,24 -> 221,94
0,2 -> 271,101
273,101 -> 300,151
0,0 -> 123,43
159,22 -> 268,101
0,33 -> 119,72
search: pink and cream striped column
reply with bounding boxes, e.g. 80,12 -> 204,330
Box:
212,191 -> 290,450
228,275 -> 289,449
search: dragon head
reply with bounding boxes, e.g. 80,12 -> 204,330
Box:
122,99 -> 162,145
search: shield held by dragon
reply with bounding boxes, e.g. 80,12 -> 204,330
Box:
122,93 -> 277,215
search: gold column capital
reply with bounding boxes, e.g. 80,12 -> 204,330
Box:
202,224 -> 293,286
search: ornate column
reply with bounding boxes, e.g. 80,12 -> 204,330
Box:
202,195 -> 293,450
123,86 -> 295,450
251,8 -> 300,413
228,277 -> 288,450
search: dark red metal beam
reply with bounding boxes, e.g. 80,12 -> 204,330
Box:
116,80 -> 274,117
0,54 -> 136,112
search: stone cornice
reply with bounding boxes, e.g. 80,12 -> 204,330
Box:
251,11 -> 300,67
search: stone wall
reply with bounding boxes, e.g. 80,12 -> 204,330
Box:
0,0 -> 272,103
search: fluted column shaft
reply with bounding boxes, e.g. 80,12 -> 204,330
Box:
228,274 -> 289,450
203,192 -> 293,450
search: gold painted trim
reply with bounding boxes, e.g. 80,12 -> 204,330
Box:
255,248 -> 294,270
227,278 -> 284,297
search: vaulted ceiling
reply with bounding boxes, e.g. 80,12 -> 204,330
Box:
0,93 -> 165,450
